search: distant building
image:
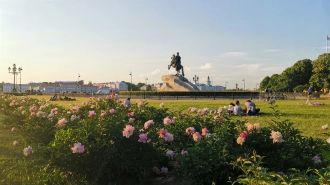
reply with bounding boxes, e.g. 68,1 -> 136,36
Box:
196,76 -> 226,91
109,81 -> 128,92
81,85 -> 98,93
154,83 -> 163,91
3,83 -> 28,92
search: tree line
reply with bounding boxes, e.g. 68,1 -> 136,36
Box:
260,53 -> 330,93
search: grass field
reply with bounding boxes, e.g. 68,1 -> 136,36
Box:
1,95 -> 330,184
28,95 -> 330,139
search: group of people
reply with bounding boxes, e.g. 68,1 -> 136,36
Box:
50,94 -> 76,101
227,99 -> 260,116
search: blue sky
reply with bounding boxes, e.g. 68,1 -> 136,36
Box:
1,0 -> 330,89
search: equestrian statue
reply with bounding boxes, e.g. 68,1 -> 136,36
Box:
168,52 -> 185,77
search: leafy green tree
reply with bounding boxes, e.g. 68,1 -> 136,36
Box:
293,84 -> 308,93
259,76 -> 271,91
282,59 -> 312,91
0,81 -> 4,89
309,53 -> 330,90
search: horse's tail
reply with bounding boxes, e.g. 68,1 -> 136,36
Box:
181,65 -> 185,77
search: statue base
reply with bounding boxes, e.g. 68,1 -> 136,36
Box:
159,75 -> 200,91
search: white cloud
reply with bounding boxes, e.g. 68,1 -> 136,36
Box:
200,63 -> 212,69
236,64 -> 261,70
138,68 -> 161,77
185,66 -> 192,71
150,68 -> 160,75
222,52 -> 248,57
263,49 -> 281,52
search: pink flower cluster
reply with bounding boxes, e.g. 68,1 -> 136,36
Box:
144,120 -> 154,129
51,108 -> 58,115
128,118 -> 135,124
188,107 -> 197,113
23,146 -> 33,156
237,131 -> 249,145
312,155 -> 322,164
197,109 -> 206,115
192,132 -> 202,142
109,109 -> 115,114
163,117 -> 173,125
88,111 -> 96,117
152,167 -> 168,175
70,106 -> 80,113
185,127 -> 209,142
71,142 -> 85,153
158,129 -> 174,142
185,127 -> 195,135
29,105 -> 37,112
270,130 -> 284,143
100,110 -> 107,117
138,133 -> 148,143
127,112 -> 135,117
159,129 -> 168,138
57,118 -> 67,127
123,125 -> 135,138
201,128 -> 209,136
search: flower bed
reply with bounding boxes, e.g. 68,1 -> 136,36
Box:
0,94 -> 330,184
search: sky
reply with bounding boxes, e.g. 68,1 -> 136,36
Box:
1,0 -> 330,89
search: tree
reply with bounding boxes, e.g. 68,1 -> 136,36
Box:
282,59 -> 312,91
259,76 -> 271,91
88,81 -> 93,86
309,53 -> 330,90
0,81 -> 4,89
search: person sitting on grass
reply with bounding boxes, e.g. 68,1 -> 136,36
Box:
244,100 -> 260,116
233,100 -> 243,116
227,103 -> 235,114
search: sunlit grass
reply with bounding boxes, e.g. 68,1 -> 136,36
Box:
29,95 -> 330,139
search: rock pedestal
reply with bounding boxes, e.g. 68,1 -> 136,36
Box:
159,75 -> 200,91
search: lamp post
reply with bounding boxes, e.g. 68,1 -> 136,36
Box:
256,83 -> 259,90
225,81 -> 228,90
145,77 -> 148,91
18,66 -> 22,92
242,78 -> 245,90
77,74 -> 80,92
129,72 -> 132,98
8,64 -> 19,92
192,75 -> 199,84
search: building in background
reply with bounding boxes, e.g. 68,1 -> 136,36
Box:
3,83 -> 28,92
153,83 -> 163,91
81,85 -> 98,94
196,76 -> 226,91
109,81 -> 128,92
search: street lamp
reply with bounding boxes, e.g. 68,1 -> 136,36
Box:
242,78 -> 245,90
129,72 -> 132,98
225,81 -> 228,90
256,83 -> 259,90
18,66 -> 23,92
145,77 -> 148,85
193,75 -> 199,84
8,64 -> 19,92
77,74 -> 80,92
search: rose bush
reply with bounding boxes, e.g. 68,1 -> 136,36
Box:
0,94 -> 329,185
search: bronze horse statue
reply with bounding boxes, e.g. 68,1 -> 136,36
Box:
168,53 -> 185,77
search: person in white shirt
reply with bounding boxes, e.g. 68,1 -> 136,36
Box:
123,98 -> 131,108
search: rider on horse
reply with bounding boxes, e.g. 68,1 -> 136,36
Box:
168,52 -> 184,77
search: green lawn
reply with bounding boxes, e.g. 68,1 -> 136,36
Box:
29,95 -> 330,139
